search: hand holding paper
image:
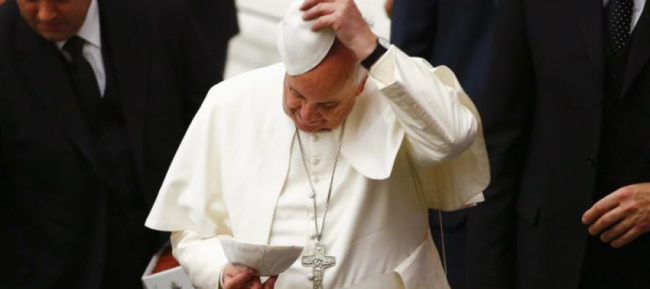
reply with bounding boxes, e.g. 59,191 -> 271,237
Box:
219,236 -> 304,276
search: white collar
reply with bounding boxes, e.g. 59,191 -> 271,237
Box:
56,0 -> 101,49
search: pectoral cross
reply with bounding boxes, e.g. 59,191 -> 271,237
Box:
302,242 -> 336,289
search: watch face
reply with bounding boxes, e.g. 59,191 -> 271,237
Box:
378,37 -> 391,49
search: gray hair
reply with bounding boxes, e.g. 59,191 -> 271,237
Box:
353,65 -> 368,86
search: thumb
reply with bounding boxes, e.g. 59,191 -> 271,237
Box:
226,268 -> 255,289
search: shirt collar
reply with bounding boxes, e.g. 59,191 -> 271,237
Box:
56,0 -> 101,49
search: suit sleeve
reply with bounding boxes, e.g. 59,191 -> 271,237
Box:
185,0 -> 239,73
171,0 -> 224,125
465,0 -> 536,287
389,0 -> 438,58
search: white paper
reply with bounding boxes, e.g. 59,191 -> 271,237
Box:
219,236 -> 304,276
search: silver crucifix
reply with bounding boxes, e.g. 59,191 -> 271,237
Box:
302,242 -> 336,289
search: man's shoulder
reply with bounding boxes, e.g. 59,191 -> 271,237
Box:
0,1 -> 18,38
0,2 -> 20,66
206,63 -> 286,103
192,63 -> 286,125
98,0 -> 188,24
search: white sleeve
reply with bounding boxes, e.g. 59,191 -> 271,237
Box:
368,45 -> 479,167
171,231 -> 228,289
368,45 -> 490,210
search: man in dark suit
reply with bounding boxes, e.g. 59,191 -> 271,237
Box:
388,1 -> 496,289
466,0 -> 650,288
389,0 -> 496,99
186,0 -> 239,73
0,0 -> 220,288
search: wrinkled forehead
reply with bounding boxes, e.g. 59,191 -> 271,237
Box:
286,54 -> 359,101
277,0 -> 336,76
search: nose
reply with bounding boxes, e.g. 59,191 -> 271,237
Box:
299,103 -> 319,123
37,2 -> 58,22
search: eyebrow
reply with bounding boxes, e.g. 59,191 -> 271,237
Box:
289,84 -> 305,99
289,81 -> 340,106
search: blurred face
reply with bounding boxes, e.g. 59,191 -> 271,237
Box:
283,43 -> 367,133
17,0 -> 91,42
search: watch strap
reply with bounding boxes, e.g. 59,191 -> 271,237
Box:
360,38 -> 389,70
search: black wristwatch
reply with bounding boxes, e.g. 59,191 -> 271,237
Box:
360,37 -> 390,70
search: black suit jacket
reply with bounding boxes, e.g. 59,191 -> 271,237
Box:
466,0 -> 650,288
186,0 -> 239,73
0,0 -> 220,287
390,0 -> 496,99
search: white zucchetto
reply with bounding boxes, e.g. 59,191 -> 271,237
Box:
277,0 -> 336,75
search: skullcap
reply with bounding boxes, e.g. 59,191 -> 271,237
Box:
277,0 -> 336,75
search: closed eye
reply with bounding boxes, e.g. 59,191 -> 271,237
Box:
290,86 -> 306,100
319,102 -> 339,109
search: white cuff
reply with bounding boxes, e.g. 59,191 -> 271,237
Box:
218,263 -> 227,289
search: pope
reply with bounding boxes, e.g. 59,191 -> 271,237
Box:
145,0 -> 490,288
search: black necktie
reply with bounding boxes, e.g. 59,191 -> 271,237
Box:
605,0 -> 634,57
62,36 -> 101,121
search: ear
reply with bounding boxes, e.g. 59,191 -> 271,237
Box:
355,74 -> 369,96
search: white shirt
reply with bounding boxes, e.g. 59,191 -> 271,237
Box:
57,0 -> 105,96
268,128 -> 342,288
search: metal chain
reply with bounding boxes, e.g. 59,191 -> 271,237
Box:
294,121 -> 346,242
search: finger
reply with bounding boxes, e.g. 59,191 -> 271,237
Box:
263,275 -> 279,289
310,13 -> 339,32
224,264 -> 249,281
610,226 -> 642,248
225,268 -> 255,289
583,191 -> 621,225
588,206 -> 626,235
302,2 -> 337,22
250,277 -> 267,289
223,265 -> 241,278
300,0 -> 334,11
599,215 -> 634,243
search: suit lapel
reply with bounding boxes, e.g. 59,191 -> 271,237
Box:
621,2 -> 650,97
98,0 -> 149,174
14,20 -> 99,168
567,0 -> 605,83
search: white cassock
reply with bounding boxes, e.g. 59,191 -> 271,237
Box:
145,46 -> 490,289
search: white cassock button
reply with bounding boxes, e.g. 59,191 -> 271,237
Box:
313,177 -> 320,183
312,158 -> 320,165
311,135 -> 319,142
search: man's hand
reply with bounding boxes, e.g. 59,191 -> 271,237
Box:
582,182 -> 650,248
223,264 -> 278,289
300,0 -> 377,62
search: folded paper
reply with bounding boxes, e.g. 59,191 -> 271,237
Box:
219,236 -> 304,276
